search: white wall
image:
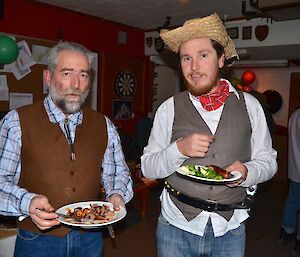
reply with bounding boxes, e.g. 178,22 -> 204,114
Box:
234,67 -> 300,127
226,18 -> 300,48
150,64 -> 300,127
151,65 -> 180,116
145,18 -> 300,127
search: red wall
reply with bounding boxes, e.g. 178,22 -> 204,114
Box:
0,0 -> 151,135
0,0 -> 145,57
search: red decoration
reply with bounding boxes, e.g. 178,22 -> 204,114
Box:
242,85 -> 253,92
242,70 -> 256,84
236,84 -> 243,90
255,25 -> 269,41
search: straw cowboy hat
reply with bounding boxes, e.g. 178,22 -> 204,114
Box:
160,13 -> 239,61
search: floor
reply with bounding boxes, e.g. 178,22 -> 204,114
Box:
103,176 -> 295,257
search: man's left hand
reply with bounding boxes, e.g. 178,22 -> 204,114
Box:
108,194 -> 125,211
225,161 -> 248,187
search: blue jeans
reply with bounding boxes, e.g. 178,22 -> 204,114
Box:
14,229 -> 103,257
281,180 -> 300,240
157,214 -> 245,257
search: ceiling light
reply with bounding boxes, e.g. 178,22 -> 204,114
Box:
233,59 -> 288,67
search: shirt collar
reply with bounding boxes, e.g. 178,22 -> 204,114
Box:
226,79 -> 240,99
43,94 -> 83,125
189,78 -> 240,101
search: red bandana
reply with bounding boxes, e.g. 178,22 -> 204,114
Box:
198,80 -> 229,111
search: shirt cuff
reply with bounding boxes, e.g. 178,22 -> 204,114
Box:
19,192 -> 36,216
106,189 -> 133,204
239,163 -> 255,187
168,139 -> 189,166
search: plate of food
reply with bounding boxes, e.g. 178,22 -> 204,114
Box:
56,201 -> 126,228
177,165 -> 242,184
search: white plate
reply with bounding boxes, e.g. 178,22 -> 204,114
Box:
56,201 -> 126,229
177,165 -> 242,184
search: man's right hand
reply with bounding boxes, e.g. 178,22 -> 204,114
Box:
28,194 -> 60,230
176,133 -> 214,157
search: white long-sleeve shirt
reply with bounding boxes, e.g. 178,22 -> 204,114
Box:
141,82 -> 277,237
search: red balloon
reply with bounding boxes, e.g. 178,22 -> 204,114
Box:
242,70 -> 256,84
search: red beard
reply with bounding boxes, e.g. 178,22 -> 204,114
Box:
184,73 -> 220,97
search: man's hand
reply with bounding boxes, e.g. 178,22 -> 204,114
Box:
225,161 -> 248,187
108,194 -> 125,211
176,133 -> 214,157
28,194 -> 60,230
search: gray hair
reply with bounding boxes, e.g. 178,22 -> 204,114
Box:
47,41 -> 94,74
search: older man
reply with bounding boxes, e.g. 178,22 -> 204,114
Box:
0,41 -> 133,257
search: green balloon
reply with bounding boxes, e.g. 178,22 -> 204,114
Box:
0,35 -> 19,64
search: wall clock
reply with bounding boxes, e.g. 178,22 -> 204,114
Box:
114,71 -> 137,98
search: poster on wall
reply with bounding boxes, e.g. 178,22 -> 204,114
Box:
0,75 -> 9,101
85,51 -> 98,111
9,93 -> 33,110
113,100 -> 132,120
2,40 -> 34,80
32,44 -> 50,65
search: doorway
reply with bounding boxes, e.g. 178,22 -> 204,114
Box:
288,72 -> 300,118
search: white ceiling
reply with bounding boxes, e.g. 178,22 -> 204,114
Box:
35,0 -> 246,31
34,0 -> 300,64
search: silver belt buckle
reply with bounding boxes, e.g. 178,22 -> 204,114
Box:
206,199 -> 218,212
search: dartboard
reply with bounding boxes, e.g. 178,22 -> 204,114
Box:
114,71 -> 137,98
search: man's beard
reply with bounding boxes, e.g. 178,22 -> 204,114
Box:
184,71 -> 220,97
49,84 -> 90,114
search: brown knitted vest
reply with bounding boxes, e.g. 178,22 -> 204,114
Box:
16,101 -> 107,237
168,90 -> 251,221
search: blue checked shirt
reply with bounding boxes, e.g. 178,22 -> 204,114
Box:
0,95 -> 133,216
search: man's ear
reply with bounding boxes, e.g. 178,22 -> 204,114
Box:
218,54 -> 225,68
44,70 -> 51,88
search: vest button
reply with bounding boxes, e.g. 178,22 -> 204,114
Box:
70,171 -> 74,175
213,154 -> 217,158
72,187 -> 76,192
